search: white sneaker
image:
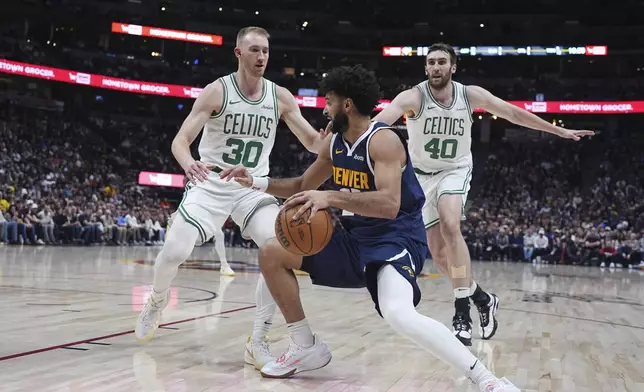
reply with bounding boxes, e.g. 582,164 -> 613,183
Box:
260,335 -> 332,378
220,264 -> 236,277
245,336 -> 275,370
600,262 -> 606,268
135,290 -> 170,342
477,294 -> 500,340
480,377 -> 521,391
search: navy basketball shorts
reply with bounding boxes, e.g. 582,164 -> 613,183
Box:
301,227 -> 427,317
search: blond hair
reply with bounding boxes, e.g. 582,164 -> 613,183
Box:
236,26 -> 270,46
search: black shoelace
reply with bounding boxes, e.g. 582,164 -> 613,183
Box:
453,313 -> 471,331
477,303 -> 490,326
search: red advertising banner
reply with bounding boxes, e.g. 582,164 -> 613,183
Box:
1,59 -> 641,114
138,171 -> 186,188
0,59 -> 203,98
111,22 -> 223,45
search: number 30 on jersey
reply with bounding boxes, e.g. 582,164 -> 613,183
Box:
222,138 -> 264,168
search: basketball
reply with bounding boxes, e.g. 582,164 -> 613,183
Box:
275,204 -> 333,256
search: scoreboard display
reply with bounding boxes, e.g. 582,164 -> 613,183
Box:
382,45 -> 608,57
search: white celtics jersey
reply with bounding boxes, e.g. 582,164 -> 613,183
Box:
406,80 -> 473,173
198,73 -> 279,177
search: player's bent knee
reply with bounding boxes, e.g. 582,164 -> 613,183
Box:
380,298 -> 416,336
439,217 -> 461,239
245,204 -> 280,247
258,238 -> 303,272
157,221 -> 199,265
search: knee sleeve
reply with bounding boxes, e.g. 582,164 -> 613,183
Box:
376,264 -> 478,372
156,216 -> 199,267
243,204 -> 279,247
377,265 -> 417,333
153,216 -> 200,291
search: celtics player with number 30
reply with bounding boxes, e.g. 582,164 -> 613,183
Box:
135,27 -> 328,371
374,43 -> 594,345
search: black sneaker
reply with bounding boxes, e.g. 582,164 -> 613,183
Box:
476,293 -> 499,340
452,312 -> 472,346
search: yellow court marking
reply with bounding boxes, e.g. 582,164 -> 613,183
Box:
419,273 -> 442,279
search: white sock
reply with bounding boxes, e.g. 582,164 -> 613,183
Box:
152,216 -> 199,293
287,318 -> 314,348
213,229 -> 229,268
454,287 -> 470,299
151,288 -> 168,302
377,265 -> 495,379
467,359 -> 497,385
469,280 -> 478,295
252,274 -> 276,341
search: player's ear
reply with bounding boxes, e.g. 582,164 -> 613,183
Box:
234,47 -> 241,58
344,98 -> 352,112
451,63 -> 457,74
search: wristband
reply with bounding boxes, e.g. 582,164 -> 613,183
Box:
251,176 -> 270,192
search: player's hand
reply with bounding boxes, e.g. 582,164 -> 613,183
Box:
555,127 -> 595,141
219,165 -> 252,188
283,190 -> 330,223
183,159 -> 210,183
320,121 -> 332,138
310,121 -> 333,154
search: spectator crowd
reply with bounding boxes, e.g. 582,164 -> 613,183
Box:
1,97 -> 643,272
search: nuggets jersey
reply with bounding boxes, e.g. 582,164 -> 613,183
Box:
198,73 -> 279,177
406,80 -> 473,172
329,121 -> 426,243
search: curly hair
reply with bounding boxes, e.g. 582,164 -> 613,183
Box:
318,65 -> 382,116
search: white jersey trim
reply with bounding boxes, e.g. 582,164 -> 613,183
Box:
339,122 -> 376,157
365,125 -> 402,176
329,133 -> 337,158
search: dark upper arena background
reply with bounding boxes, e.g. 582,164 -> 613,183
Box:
1,0 -> 643,268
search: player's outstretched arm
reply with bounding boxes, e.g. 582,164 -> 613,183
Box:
466,85 -> 595,141
277,86 -> 329,154
219,133 -> 334,199
172,80 -> 223,183
372,88 -> 422,126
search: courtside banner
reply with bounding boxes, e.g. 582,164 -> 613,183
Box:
138,171 -> 185,188
111,22 -> 223,45
1,59 -> 642,114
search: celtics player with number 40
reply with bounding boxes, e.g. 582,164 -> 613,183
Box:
374,42 -> 594,345
135,26 -> 328,371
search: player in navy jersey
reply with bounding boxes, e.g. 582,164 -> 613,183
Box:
220,65 -> 520,391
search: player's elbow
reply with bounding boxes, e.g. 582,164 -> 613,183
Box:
171,134 -> 188,150
382,196 -> 400,219
295,177 -> 306,192
304,143 -> 317,154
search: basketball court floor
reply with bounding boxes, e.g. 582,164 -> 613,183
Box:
1,245 -> 643,392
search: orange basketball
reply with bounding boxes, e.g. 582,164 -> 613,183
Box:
275,204 -> 333,256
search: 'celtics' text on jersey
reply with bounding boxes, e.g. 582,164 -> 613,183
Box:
198,73 -> 279,177
406,81 -> 473,173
